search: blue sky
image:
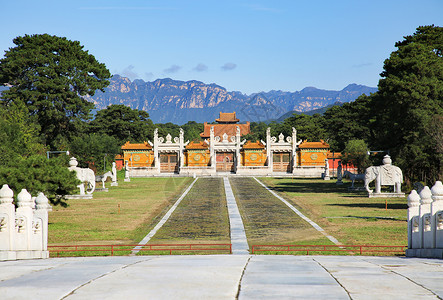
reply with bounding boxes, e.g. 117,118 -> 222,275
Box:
1,0 -> 442,94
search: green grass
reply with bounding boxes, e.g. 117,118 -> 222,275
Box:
229,177 -> 333,247
149,178 -> 230,244
258,177 -> 408,247
48,176 -> 193,245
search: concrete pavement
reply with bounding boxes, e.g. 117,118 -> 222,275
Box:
1,255 -> 442,299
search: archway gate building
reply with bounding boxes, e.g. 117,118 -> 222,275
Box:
121,127 -> 335,177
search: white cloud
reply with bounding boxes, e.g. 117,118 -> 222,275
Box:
221,62 -> 237,71
164,64 -> 182,74
193,63 -> 208,72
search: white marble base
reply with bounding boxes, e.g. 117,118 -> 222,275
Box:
405,248 -> 443,259
0,250 -> 49,261
124,179 -> 131,182
368,192 -> 405,198
111,182 -> 118,186
66,194 -> 93,200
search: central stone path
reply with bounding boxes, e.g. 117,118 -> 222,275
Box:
223,177 -> 249,254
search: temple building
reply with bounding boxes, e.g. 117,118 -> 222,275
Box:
120,112 -> 342,177
200,112 -> 250,139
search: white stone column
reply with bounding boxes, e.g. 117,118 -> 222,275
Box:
179,128 -> 184,169
0,185 -> 15,254
266,127 -> 272,170
34,192 -> 51,256
407,190 -> 420,249
430,181 -> 443,248
154,128 -> 160,173
291,128 -> 297,170
210,126 -> 216,171
419,186 -> 433,248
235,126 -> 241,172
15,189 -> 33,254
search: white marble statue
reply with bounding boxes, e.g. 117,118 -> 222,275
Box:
364,155 -> 403,196
68,157 -> 95,195
111,162 -> 118,186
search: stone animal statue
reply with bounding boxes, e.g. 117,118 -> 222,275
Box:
364,155 -> 403,194
68,157 -> 96,195
96,171 -> 112,189
343,170 -> 365,188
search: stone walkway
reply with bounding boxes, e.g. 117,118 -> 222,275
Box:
1,255 -> 442,299
224,177 -> 249,254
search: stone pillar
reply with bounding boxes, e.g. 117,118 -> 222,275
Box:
266,127 -> 272,170
407,190 -> 420,249
431,181 -> 443,248
15,189 -> 33,254
291,128 -> 297,170
179,128 -> 184,169
154,128 -> 160,173
124,161 -> 130,182
419,186 -> 433,248
111,162 -> 118,186
0,185 -> 15,254
210,126 -> 215,171
34,192 -> 51,257
235,126 -> 241,172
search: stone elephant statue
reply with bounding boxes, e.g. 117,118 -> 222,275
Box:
364,165 -> 403,194
68,157 -> 96,195
75,168 -> 96,194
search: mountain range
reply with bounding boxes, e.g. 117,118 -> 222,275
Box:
87,75 -> 376,124
0,75 -> 377,124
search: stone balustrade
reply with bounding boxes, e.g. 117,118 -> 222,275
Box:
0,184 -> 52,260
406,181 -> 443,258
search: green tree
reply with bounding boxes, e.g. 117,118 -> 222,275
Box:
341,139 -> 370,173
275,113 -> 326,142
181,121 -> 204,142
0,155 -> 79,207
322,95 -> 375,151
90,104 -> 155,145
69,133 -> 120,172
0,34 -> 110,147
372,25 -> 443,183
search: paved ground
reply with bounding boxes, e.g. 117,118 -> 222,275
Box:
1,255 -> 442,299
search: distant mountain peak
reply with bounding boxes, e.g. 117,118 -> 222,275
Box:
88,75 -> 377,124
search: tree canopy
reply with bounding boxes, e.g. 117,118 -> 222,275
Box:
89,104 -> 155,144
0,34 -> 111,147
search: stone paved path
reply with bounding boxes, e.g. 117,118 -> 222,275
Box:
224,177 -> 249,254
1,255 -> 442,299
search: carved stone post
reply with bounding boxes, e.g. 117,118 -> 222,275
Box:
291,128 -> 297,170
407,190 -> 420,249
431,181 -> 443,248
235,126 -> 241,172
154,128 -> 160,173
15,189 -> 33,253
34,192 -> 51,257
266,127 -> 272,170
419,186 -> 433,248
179,128 -> 184,170
210,126 -> 215,171
0,185 -> 15,254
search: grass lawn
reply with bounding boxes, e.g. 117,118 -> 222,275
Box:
230,177 -> 332,247
258,177 -> 408,247
149,178 -> 230,244
48,176 -> 193,245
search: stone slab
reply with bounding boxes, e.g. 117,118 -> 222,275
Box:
0,255 -> 443,299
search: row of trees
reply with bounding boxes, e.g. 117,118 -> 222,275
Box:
0,26 -> 441,204
249,26 -> 442,183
